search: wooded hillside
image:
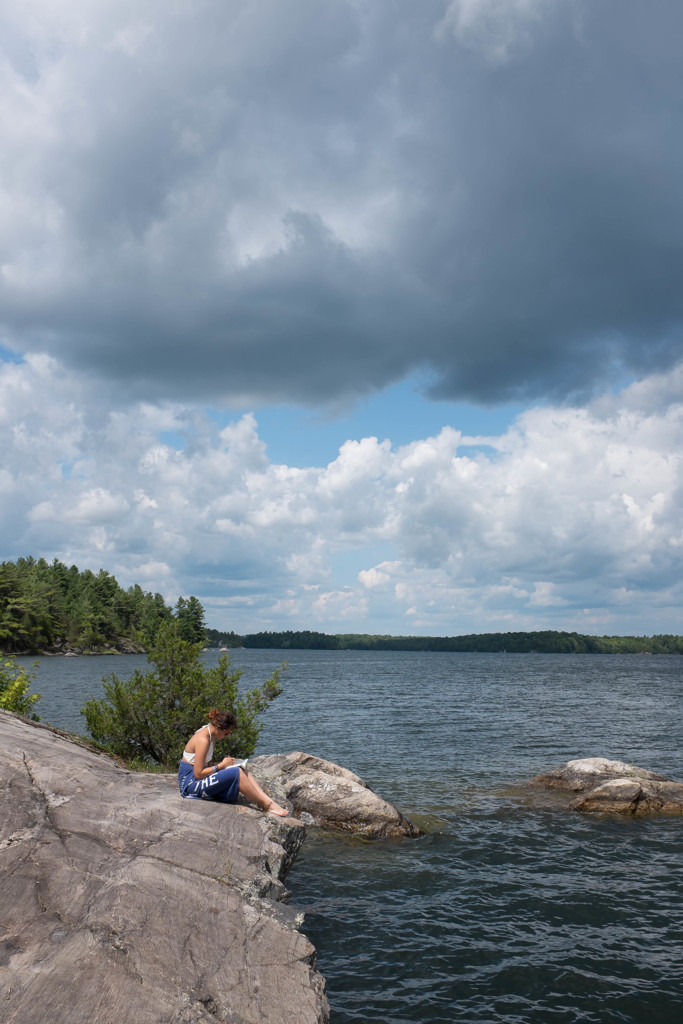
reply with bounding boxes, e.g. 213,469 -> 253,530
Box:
0,557 -> 205,654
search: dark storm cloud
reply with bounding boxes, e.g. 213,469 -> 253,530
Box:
2,0 -> 683,406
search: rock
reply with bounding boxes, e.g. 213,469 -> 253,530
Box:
527,757 -> 683,816
0,711 -> 329,1024
249,752 -> 422,838
570,778 -> 683,815
527,756 -> 672,791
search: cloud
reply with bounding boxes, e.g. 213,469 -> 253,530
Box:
28,487 -> 130,525
358,562 -> 396,589
438,0 -> 551,63
1,1 -> 682,408
1,355 -> 682,633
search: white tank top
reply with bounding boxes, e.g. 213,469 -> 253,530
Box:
182,724 -> 214,766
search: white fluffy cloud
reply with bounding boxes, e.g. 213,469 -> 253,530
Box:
2,354 -> 681,634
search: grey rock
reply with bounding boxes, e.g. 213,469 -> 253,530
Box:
0,711 -> 329,1024
570,778 -> 683,815
527,757 -> 683,816
249,752 -> 422,838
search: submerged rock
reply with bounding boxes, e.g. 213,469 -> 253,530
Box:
249,752 -> 422,837
0,711 -> 329,1024
527,757 -> 683,816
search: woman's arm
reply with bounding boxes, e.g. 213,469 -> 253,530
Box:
192,730 -> 237,779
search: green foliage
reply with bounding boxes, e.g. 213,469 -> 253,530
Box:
82,621 -> 284,769
204,628 -> 244,648
174,595 -> 206,644
242,629 -> 340,650
0,556 -> 206,655
0,656 -> 41,719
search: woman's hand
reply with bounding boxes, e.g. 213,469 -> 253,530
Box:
218,756 -> 236,769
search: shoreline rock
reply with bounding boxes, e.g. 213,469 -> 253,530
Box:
249,752 -> 423,838
5,644 -> 147,657
0,711 -> 329,1024
527,757 -> 683,815
0,718 -> 421,1022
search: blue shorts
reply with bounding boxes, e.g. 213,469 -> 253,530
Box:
178,759 -> 241,802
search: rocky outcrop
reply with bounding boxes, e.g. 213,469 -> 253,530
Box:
249,752 -> 422,838
0,711 -> 329,1024
527,757 -> 683,816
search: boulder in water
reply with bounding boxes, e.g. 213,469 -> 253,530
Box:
527,757 -> 683,815
249,752 -> 422,838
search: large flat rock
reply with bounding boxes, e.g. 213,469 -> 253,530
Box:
0,712 -> 329,1024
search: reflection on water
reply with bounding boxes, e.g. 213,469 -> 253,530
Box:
20,650 -> 683,1024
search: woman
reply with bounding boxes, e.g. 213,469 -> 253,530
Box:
178,708 -> 289,816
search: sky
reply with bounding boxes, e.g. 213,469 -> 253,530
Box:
1,0 -> 682,637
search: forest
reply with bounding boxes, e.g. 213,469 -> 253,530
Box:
0,557 -> 206,654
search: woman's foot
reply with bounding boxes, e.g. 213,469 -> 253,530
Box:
264,799 -> 289,817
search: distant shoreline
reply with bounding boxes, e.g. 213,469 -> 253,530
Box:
8,628 -> 682,658
205,629 -> 683,655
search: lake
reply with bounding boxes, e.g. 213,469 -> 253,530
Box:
18,649 -> 683,1023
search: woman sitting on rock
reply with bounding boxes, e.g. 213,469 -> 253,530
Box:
178,708 -> 289,816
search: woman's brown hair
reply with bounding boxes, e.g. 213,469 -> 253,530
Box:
208,708 -> 237,731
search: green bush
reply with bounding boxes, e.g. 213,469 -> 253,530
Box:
81,621 -> 284,769
0,656 -> 41,719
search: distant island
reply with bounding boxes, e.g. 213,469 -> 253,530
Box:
206,628 -> 683,655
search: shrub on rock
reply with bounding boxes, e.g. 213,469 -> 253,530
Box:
82,622 -> 284,768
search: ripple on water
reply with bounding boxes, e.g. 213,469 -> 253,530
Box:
292,809 -> 683,1024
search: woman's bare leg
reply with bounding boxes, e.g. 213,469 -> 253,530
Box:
238,768 -> 289,816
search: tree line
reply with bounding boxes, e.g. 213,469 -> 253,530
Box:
3,557 -> 681,656
207,628 -> 683,654
0,557 -> 206,654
